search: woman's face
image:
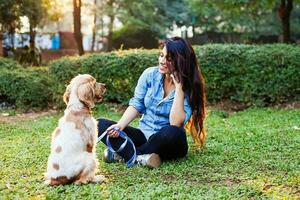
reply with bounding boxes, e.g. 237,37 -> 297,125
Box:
158,46 -> 171,74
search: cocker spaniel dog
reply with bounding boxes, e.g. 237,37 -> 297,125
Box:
45,74 -> 106,185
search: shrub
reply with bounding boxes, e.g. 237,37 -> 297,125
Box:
49,50 -> 158,107
49,44 -> 300,107
0,57 -> 21,69
0,67 -> 52,109
197,44 -> 300,105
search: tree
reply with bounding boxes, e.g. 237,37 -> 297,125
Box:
122,0 -> 192,37
20,0 -> 47,50
96,0 -> 126,51
73,0 -> 84,55
18,0 -> 61,64
0,0 -> 22,49
107,0 -> 115,51
19,0 -> 62,50
188,0 -> 300,43
188,0 -> 275,33
0,0 -> 60,59
278,0 -> 293,42
91,0 -> 97,52
95,0 -> 193,51
0,1 -> 20,32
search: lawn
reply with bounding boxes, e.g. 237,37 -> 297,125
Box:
0,104 -> 299,199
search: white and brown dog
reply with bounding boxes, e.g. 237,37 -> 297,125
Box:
45,74 -> 106,185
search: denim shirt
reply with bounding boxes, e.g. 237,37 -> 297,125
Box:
129,66 -> 192,140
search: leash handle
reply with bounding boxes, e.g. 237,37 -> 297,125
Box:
98,128 -> 136,168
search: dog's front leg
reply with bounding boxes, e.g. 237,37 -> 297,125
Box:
86,128 -> 96,153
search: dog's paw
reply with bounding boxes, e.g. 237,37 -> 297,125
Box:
44,179 -> 51,185
74,180 -> 87,185
74,181 -> 81,185
93,175 -> 105,183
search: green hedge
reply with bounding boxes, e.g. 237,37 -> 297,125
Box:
0,67 -> 52,109
49,44 -> 300,107
1,44 -> 299,110
49,50 -> 158,107
199,44 -> 300,105
0,57 -> 22,69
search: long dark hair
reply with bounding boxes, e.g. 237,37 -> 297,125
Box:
164,37 -> 206,147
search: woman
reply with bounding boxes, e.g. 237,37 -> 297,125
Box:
98,37 -> 206,168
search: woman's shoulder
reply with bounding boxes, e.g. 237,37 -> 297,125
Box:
143,66 -> 159,74
140,66 -> 159,79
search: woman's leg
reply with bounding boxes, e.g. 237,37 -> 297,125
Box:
97,118 -> 147,161
137,125 -> 188,161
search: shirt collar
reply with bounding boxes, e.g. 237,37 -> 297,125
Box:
155,69 -> 175,101
155,67 -> 164,84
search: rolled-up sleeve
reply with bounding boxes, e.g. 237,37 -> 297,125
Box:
183,97 -> 192,125
129,68 -> 151,114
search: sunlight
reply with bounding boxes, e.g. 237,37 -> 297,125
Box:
20,16 -> 29,33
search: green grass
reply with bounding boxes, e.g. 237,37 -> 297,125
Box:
0,104 -> 299,199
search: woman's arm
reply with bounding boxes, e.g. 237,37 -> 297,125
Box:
108,68 -> 152,137
117,106 -> 140,130
169,75 -> 186,127
107,106 -> 140,137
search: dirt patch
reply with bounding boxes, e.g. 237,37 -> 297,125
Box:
1,100 -> 299,123
273,101 -> 300,109
208,100 -> 250,112
0,109 -> 58,123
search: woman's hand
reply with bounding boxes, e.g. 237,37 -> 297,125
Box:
105,106 -> 140,138
170,74 -> 183,92
169,73 -> 185,127
106,124 -> 122,138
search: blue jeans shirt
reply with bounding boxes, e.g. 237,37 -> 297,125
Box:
129,67 -> 192,140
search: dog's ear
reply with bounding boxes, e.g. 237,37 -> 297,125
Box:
63,84 -> 71,105
77,82 -> 95,108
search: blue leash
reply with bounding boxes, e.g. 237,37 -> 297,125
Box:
98,128 -> 136,168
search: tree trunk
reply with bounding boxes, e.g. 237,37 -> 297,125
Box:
0,33 -> 3,56
29,21 -> 35,50
73,0 -> 84,55
91,0 -> 97,52
100,16 -> 105,51
107,0 -> 115,52
278,0 -> 293,43
10,31 -> 15,51
29,20 -> 40,65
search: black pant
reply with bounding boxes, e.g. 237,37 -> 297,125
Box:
97,118 -> 188,162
